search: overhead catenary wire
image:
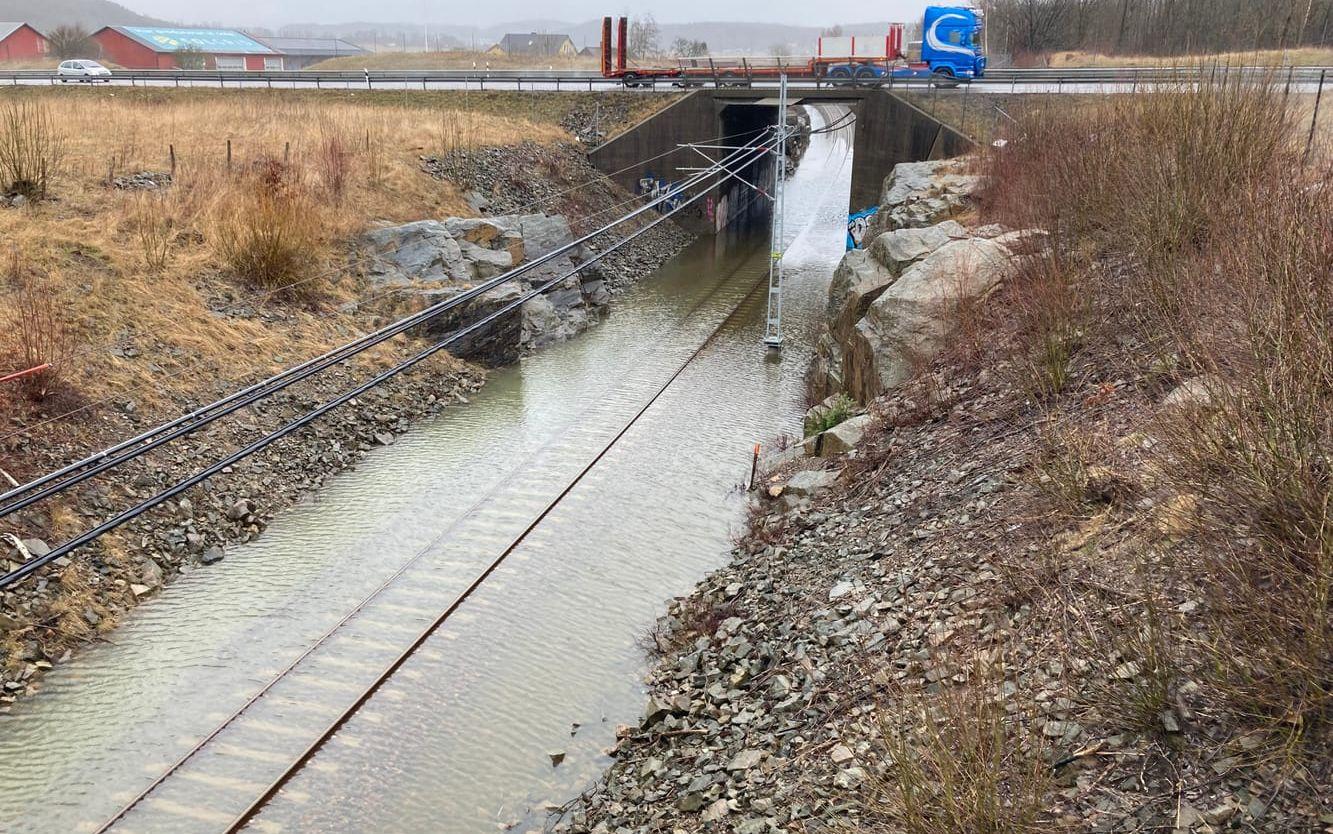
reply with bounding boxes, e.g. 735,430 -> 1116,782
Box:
0,131 -> 776,520
84,210 -> 773,834
0,123 -> 774,447
0,129 -> 782,589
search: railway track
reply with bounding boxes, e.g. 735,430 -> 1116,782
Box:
87,236 -> 773,834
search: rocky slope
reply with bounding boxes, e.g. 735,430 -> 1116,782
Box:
558,160 -> 1329,833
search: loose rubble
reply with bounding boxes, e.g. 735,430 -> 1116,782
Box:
559,158 -> 1328,833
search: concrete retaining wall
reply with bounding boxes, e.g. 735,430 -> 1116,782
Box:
589,88 -> 974,234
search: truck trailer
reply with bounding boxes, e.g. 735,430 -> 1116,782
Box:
599,6 -> 986,87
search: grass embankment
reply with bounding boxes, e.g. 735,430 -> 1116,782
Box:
857,80 -> 1331,829
0,87 -> 676,423
1044,46 -> 1333,67
309,50 -> 601,72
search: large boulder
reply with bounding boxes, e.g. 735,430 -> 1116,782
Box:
362,220 -> 467,285
362,211 -> 610,363
875,160 -> 982,234
818,413 -> 875,456
867,220 -> 968,273
459,241 -> 514,279
825,250 -> 898,344
845,238 -> 1014,403
517,214 -> 575,260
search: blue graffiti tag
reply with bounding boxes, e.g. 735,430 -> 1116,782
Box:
638,172 -> 684,212
846,206 -> 879,250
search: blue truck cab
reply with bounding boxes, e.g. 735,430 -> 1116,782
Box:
921,5 -> 986,79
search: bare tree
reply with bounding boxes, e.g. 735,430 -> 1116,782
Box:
46,25 -> 96,60
628,14 -> 660,59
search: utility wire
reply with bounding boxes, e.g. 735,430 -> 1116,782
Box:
0,131 -> 775,519
0,131 -> 781,589
0,124 -> 771,445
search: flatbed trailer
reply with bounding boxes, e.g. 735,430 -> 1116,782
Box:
600,17 -> 912,86
600,12 -> 984,87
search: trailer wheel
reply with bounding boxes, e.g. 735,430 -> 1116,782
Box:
853,65 -> 882,87
827,66 -> 852,87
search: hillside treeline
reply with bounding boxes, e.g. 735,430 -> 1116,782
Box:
990,0 -> 1333,57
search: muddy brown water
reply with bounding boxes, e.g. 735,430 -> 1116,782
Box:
0,107 -> 851,833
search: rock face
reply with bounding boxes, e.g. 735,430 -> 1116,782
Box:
361,213 -> 610,365
810,159 -> 1026,404
844,238 -> 1014,403
873,159 -> 981,234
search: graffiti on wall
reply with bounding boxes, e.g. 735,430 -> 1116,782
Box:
846,206 -> 880,250
638,173 -> 685,212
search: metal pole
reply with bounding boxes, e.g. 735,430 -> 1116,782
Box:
763,73 -> 787,351
1306,69 -> 1327,165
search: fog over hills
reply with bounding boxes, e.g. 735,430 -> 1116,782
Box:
0,0 -> 948,55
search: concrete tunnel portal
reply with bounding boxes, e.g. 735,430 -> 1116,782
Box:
588,88 -> 974,237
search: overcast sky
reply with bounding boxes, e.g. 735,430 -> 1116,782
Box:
123,0 -> 938,29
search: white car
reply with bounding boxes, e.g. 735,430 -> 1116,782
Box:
57,60 -> 112,82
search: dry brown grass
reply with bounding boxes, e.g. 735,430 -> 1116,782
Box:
0,87 -> 567,415
1,249 -> 79,403
1044,47 -> 1333,68
310,49 -> 601,72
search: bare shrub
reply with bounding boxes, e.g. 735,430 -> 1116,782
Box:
437,110 -> 477,156
0,99 -> 65,199
1,251 -> 78,402
990,77 -> 1329,739
45,25 -> 95,60
1073,561 -> 1181,733
1157,184 -> 1333,732
210,160 -> 326,294
1009,250 -> 1088,402
127,194 -> 174,271
867,657 -> 1053,833
316,126 -> 351,200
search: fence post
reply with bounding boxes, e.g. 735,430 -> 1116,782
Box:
226,139 -> 232,172
284,141 -> 290,163
961,80 -> 971,136
1306,69 -> 1327,166
169,144 -> 176,177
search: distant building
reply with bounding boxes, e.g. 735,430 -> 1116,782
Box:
92,26 -> 281,70
577,45 -> 602,60
487,33 -> 576,57
250,35 -> 367,70
0,23 -> 48,62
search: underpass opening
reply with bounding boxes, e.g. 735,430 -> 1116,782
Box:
589,88 -> 974,243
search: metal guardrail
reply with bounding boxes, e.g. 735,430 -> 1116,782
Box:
2,65 -> 1329,90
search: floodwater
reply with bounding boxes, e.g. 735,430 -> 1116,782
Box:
0,105 -> 852,834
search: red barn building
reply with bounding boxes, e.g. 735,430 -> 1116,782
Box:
0,23 -> 49,62
92,26 -> 280,70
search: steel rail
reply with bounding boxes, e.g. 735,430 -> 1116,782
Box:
221,201 -> 774,834
0,129 -> 774,520
0,117 -> 778,455
0,133 -> 780,591
84,209 -> 770,834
